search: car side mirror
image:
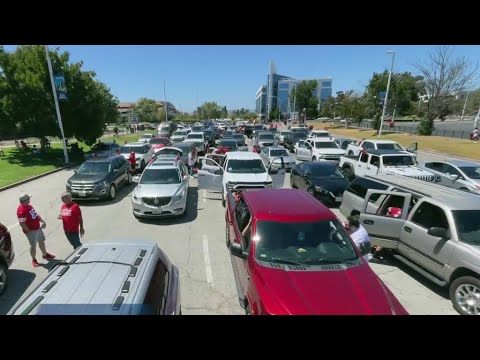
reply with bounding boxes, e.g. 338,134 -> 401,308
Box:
113,169 -> 119,173
450,174 -> 459,180
230,242 -> 248,259
73,169 -> 78,173
183,175 -> 189,181
427,227 -> 449,240
132,175 -> 140,183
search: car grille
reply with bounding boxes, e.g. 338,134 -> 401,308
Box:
323,155 -> 341,160
70,184 -> 96,192
411,175 -> 435,182
142,197 -> 172,207
228,182 -> 271,191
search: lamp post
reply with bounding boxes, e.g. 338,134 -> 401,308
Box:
378,50 -> 396,138
460,90 -> 470,122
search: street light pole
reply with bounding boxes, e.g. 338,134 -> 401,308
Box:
460,90 -> 470,122
44,45 -> 69,163
293,87 -> 297,121
163,80 -> 168,123
378,50 -> 396,138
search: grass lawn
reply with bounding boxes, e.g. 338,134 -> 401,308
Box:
0,147 -> 65,188
308,122 -> 480,160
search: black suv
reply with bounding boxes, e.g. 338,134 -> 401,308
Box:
66,155 -> 132,201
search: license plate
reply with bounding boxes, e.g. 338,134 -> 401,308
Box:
335,196 -> 343,202
152,209 -> 162,215
78,192 -> 87,197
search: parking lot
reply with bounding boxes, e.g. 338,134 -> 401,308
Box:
0,146 -> 458,314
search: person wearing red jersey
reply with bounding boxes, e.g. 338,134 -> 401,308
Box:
17,193 -> 55,267
57,192 -> 84,250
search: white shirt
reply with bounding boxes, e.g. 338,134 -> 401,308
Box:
188,152 -> 196,166
350,224 -> 370,263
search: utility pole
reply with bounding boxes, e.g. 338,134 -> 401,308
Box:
163,80 -> 168,123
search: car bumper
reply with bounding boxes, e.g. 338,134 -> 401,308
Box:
131,196 -> 187,218
271,162 -> 295,171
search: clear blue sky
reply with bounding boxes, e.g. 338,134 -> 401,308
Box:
4,45 -> 480,112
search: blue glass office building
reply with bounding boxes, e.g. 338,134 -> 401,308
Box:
256,61 -> 332,118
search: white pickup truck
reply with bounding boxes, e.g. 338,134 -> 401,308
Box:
338,150 -> 436,182
182,132 -> 208,154
295,138 -> 346,162
346,139 -> 417,157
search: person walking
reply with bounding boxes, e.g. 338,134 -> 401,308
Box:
17,193 -> 55,267
58,192 -> 84,250
187,147 -> 197,177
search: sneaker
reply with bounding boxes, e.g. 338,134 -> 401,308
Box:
42,253 -> 56,260
32,259 -> 39,268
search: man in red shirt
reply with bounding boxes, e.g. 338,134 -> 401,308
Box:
17,193 -> 55,267
58,192 -> 84,250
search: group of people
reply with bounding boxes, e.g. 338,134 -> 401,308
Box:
16,192 -> 85,268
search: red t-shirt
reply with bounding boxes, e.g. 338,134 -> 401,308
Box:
61,203 -> 82,233
17,205 -> 41,231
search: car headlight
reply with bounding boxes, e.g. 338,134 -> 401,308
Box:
174,189 -> 185,201
266,182 -> 273,188
95,180 -> 107,187
132,191 -> 141,203
315,186 -> 328,193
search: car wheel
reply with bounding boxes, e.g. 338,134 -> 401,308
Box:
343,168 -> 355,181
108,184 -> 116,200
450,276 -> 480,315
290,175 -> 297,188
0,262 -> 8,296
245,304 -> 252,315
460,187 -> 470,192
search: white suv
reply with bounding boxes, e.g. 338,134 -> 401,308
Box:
295,138 -> 346,162
120,142 -> 154,171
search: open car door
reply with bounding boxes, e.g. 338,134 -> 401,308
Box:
200,154 -> 226,174
197,156 -> 224,192
406,142 -> 418,154
269,156 -> 287,189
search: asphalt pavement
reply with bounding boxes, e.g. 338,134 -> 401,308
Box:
0,132 -> 461,315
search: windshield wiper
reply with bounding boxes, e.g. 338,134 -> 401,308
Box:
266,258 -> 306,266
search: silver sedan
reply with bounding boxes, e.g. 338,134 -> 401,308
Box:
259,146 -> 296,171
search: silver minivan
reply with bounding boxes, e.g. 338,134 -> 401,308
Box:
9,240 -> 181,315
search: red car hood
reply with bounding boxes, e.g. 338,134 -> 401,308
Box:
254,262 -> 403,315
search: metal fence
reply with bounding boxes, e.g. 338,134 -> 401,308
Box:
353,121 -> 471,140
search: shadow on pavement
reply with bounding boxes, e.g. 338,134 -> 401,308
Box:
372,251 -> 450,301
137,186 -> 199,226
76,182 -> 135,207
0,269 -> 36,315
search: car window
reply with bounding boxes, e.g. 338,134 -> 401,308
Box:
369,155 -> 380,167
360,153 -> 369,163
452,210 -> 480,245
143,259 -> 168,315
366,194 -> 407,217
411,202 -> 450,231
235,199 -> 252,249
441,164 -> 461,177
363,142 -> 374,149
424,162 -> 444,172
459,166 -> 480,179
346,178 -> 389,201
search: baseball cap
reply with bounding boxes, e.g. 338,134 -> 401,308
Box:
61,191 -> 72,199
19,193 -> 31,202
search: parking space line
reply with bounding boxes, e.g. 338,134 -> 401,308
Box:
202,234 -> 214,287
202,190 -> 206,203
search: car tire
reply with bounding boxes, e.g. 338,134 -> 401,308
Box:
108,184 -> 116,200
245,304 -> 252,315
0,262 -> 8,296
460,187 -> 470,192
290,175 -> 297,188
343,168 -> 355,181
450,276 -> 480,315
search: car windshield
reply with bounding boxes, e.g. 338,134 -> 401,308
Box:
383,155 -> 415,166
77,162 -> 111,174
254,219 -> 358,265
91,143 -> 111,151
173,131 -> 187,136
452,210 -> 480,245
149,138 -> 169,144
259,134 -> 275,141
192,126 -> 203,132
313,132 -> 329,137
156,148 -> 181,156
270,149 -> 289,157
226,159 -> 266,173
280,131 -> 290,135
459,166 -> 480,179
120,146 -> 144,154
232,135 -> 244,139
315,142 -> 339,149
376,143 -> 403,150
175,144 -> 193,152
187,134 -> 203,139
220,140 -> 238,148
310,166 -> 345,179
140,168 -> 180,184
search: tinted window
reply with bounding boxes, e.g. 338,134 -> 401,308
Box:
452,210 -> 480,244
346,178 -> 388,200
360,153 -> 369,163
376,143 -> 403,150
310,165 -> 345,179
370,155 -> 380,167
219,140 -> 238,148
270,149 -> 289,157
442,164 -> 461,176
383,155 -> 415,166
363,142 -> 374,149
424,162 -> 444,172
258,134 -> 275,141
411,202 -> 449,230
143,259 -> 168,315
460,166 -> 480,179
314,142 -> 339,149
150,138 -> 171,145
255,220 -> 358,265
187,134 -> 203,139
120,146 -> 144,154
91,143 -> 111,151
140,169 -> 180,184
226,159 -> 266,174
77,162 -> 111,174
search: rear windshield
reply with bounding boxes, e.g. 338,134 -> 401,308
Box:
376,143 -> 403,150
452,210 -> 480,245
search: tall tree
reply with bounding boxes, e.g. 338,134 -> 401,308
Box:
289,80 -> 319,118
413,46 -> 478,135
198,101 -> 222,120
134,98 -> 160,123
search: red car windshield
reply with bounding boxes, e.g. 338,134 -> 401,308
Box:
254,219 -> 358,265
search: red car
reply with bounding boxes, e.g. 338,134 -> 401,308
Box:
225,189 -> 408,315
0,222 -> 15,296
148,137 -> 172,151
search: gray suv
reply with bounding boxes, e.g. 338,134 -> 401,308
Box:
346,175 -> 480,315
9,240 -> 181,315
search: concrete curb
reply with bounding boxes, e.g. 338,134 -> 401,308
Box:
0,163 -> 79,192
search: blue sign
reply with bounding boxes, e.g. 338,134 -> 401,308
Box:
54,74 -> 68,101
